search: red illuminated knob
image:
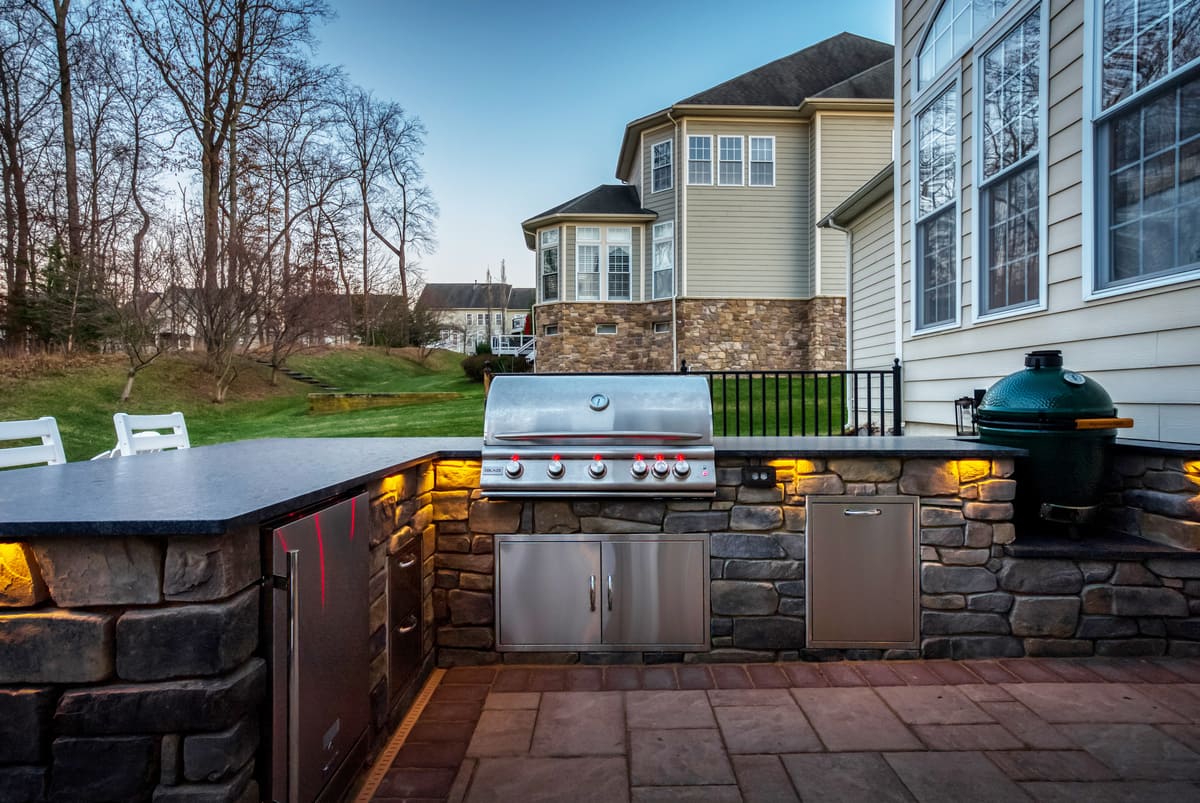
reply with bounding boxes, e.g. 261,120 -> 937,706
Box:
630,459 -> 648,479
504,459 -> 523,478
547,459 -> 565,479
588,460 -> 607,479
673,460 -> 691,478
651,460 -> 671,479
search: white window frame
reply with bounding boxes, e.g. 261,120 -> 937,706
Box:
652,139 -> 673,193
971,2 -> 1048,323
652,221 -> 675,300
595,323 -> 618,335
652,321 -> 670,334
749,136 -> 775,187
575,226 -> 601,301
543,324 -> 559,336
910,73 -> 962,335
916,0 -> 1017,91
606,226 -> 633,301
1084,0 -> 1200,300
687,135 -> 713,185
539,228 -> 560,303
718,136 -> 744,186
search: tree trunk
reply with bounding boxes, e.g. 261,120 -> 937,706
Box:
120,369 -> 135,402
52,0 -> 84,273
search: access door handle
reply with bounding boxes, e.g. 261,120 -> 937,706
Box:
395,614 -> 418,634
607,576 -> 614,611
397,553 -> 418,568
843,508 -> 882,516
589,575 -> 596,611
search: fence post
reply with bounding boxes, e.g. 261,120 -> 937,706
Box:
891,358 -> 903,435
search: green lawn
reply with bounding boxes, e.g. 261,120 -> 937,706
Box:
0,348 -> 484,462
707,375 -> 847,436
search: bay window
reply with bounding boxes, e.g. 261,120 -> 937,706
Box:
539,229 -> 559,302
607,227 -> 632,300
652,140 -> 673,192
652,221 -> 674,299
576,227 -> 601,300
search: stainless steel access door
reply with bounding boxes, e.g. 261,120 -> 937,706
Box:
806,496 -> 919,649
496,539 -> 602,648
601,540 -> 708,649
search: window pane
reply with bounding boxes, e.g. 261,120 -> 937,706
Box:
983,162 -> 1040,311
1100,73 -> 1200,287
981,12 -> 1039,181
918,88 -> 957,216
653,268 -> 674,298
918,206 -> 957,327
608,245 -> 631,300
1175,0 -> 1200,69
607,227 -> 631,243
576,226 -> 600,242
652,141 -> 672,191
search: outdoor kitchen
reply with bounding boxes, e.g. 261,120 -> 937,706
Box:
1,366 -> 1199,801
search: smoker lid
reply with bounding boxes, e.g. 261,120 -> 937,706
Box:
483,374 -> 714,446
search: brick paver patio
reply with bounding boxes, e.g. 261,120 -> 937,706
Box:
368,658 -> 1200,802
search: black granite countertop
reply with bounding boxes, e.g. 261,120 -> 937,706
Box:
0,435 -> 1025,537
714,436 -> 1026,458
0,438 -> 479,537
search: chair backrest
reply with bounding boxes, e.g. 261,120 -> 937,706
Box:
113,412 -> 190,457
0,417 -> 68,468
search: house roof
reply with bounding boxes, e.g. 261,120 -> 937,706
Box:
615,32 -> 894,179
681,34 -> 893,106
521,185 -> 657,248
818,162 -> 894,228
418,283 -> 536,311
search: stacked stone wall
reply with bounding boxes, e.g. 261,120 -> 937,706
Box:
433,456 -> 1200,666
0,529 -> 264,801
533,301 -> 674,372
534,296 -> 847,373
1104,449 -> 1200,551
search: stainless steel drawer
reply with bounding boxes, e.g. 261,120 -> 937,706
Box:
805,496 -> 919,649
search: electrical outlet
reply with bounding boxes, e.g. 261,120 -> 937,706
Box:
741,466 -> 777,488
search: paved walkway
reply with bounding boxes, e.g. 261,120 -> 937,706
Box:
369,658 -> 1200,802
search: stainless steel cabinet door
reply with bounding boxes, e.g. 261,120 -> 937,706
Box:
601,539 -> 707,649
497,540 -> 602,648
806,497 -> 918,649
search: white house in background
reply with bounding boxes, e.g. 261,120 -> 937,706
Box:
828,0 -> 1200,442
418,283 -> 535,354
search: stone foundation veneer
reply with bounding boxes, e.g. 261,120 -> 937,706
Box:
534,296 -> 846,373
1104,448 -> 1200,551
432,456 -> 1200,665
0,464 -> 437,803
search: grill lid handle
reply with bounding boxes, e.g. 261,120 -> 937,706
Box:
492,431 -> 705,442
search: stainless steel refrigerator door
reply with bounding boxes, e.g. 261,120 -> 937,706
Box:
806,496 -> 919,649
270,492 -> 369,803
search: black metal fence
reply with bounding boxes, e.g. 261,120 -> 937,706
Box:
686,360 -> 902,437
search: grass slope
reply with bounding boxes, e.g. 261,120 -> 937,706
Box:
0,347 -> 483,461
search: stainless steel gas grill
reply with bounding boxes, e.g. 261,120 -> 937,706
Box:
480,374 -> 716,498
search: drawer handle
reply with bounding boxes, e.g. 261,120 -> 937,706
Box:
607,575 -> 614,611
843,508 -> 882,516
589,575 -> 596,611
395,614 -> 418,634
397,554 -> 418,568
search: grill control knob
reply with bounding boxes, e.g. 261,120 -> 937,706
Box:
546,460 -> 565,479
588,460 -> 607,479
630,459 -> 648,479
673,460 -> 692,478
651,460 -> 671,479
504,460 -> 523,479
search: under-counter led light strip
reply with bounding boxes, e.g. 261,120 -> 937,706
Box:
352,668 -> 445,802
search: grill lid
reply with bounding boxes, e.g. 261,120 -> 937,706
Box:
484,374 -> 714,446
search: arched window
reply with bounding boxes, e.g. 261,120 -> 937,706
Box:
917,0 -> 1015,89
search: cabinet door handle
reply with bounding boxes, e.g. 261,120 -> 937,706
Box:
398,553 -> 418,568
395,614 -> 418,634
589,575 -> 596,611
607,575 -> 614,611
843,508 -> 882,516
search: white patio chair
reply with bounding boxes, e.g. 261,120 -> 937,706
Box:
112,412 -> 190,457
0,416 -> 68,468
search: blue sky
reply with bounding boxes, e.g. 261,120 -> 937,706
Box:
317,0 -> 895,288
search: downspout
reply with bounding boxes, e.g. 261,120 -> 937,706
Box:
667,110 -> 679,371
818,216 -> 853,416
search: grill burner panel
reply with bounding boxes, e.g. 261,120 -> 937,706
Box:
481,375 -> 716,498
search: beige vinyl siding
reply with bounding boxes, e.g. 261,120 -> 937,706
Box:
818,114 -> 894,296
685,120 -> 809,298
643,123 -> 676,300
807,125 -> 818,298
563,225 -> 577,302
899,0 -> 1200,441
849,197 -> 897,370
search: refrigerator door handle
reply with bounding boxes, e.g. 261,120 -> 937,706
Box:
286,549 -> 300,803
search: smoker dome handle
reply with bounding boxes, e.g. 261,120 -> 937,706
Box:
1073,417 -> 1134,430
